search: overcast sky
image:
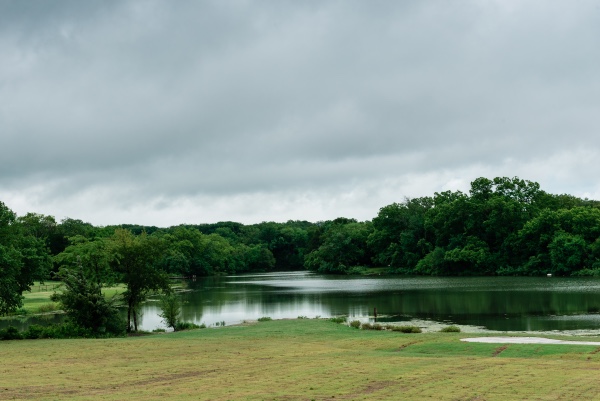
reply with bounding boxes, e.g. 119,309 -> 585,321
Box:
2,0 -> 600,227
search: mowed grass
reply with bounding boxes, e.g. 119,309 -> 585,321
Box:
3,320 -> 600,401
16,282 -> 126,314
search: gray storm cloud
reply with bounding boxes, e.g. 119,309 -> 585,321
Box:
2,0 -> 600,225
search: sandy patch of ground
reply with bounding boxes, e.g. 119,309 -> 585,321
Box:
461,337 -> 600,345
391,318 -> 600,337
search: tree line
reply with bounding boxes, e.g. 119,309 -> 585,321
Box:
2,176 -> 600,320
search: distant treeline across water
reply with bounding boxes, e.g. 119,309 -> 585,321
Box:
2,176 -> 600,310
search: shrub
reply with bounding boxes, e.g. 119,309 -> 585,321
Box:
175,322 -> 201,331
361,322 -> 373,330
440,325 -> 461,333
37,303 -> 58,313
47,322 -> 95,338
23,324 -> 45,339
158,293 -> 181,331
349,320 -> 361,329
297,315 -> 308,319
391,325 -> 422,333
371,323 -> 384,330
0,326 -> 22,341
329,316 -> 347,324
51,267 -> 123,335
257,317 -> 272,322
152,328 -> 166,333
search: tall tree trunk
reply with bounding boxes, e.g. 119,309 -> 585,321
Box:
127,299 -> 132,332
133,307 -> 138,332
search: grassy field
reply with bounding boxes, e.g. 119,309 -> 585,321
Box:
13,282 -> 126,314
3,319 -> 600,400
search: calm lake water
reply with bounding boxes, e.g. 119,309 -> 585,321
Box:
5,272 -> 600,333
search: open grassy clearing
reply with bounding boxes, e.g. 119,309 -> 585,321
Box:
9,282 -> 126,315
3,319 -> 600,400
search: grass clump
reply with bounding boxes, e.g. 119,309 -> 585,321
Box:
329,316 -> 347,324
440,325 -> 461,333
37,302 -> 59,313
349,320 -> 361,329
258,316 -> 272,322
175,322 -> 202,331
361,322 -> 373,330
391,325 -> 422,333
360,322 -> 388,331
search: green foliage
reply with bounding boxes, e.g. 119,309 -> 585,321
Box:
175,322 -> 202,331
0,202 -> 52,315
371,323 -> 384,330
328,316 -> 347,323
22,324 -> 45,339
54,236 -> 116,285
110,229 -> 170,332
304,220 -> 373,273
0,322 -> 113,341
37,302 -> 58,313
391,325 -> 422,333
0,326 -> 22,340
158,293 -> 181,330
369,198 -> 433,270
2,174 -> 600,290
440,325 -> 461,333
257,316 -> 272,321
51,265 -> 125,335
349,320 -> 361,328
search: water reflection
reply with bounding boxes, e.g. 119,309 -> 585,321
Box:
138,272 -> 600,331
4,272 -> 600,332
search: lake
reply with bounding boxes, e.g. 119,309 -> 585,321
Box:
5,272 -> 600,333
141,272 -> 600,332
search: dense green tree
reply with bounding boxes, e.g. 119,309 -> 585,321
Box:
305,221 -> 373,273
109,229 -> 170,332
158,293 -> 181,331
548,232 -> 587,275
514,207 -> 600,275
242,244 -> 276,271
0,202 -> 52,315
2,175 -> 600,281
51,264 -> 124,334
368,197 -> 433,271
54,236 -> 116,286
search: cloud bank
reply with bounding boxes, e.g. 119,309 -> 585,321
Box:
2,0 -> 600,225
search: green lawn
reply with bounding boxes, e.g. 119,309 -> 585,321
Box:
15,282 -> 126,314
3,319 -> 600,400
